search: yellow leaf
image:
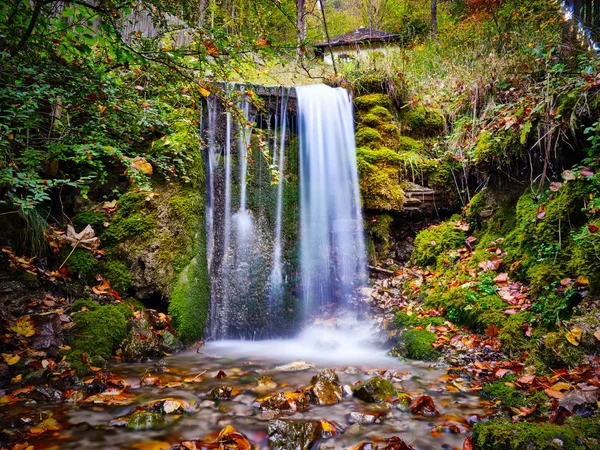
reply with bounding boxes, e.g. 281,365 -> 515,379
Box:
11,374 -> 22,383
199,87 -> 210,97
594,329 -> 600,341
9,315 -> 36,337
2,353 -> 20,365
550,382 -> 572,392
131,441 -> 171,450
130,156 -> 153,175
565,328 -> 583,346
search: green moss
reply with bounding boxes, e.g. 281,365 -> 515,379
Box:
394,311 -> 444,328
356,127 -> 383,148
366,214 -> 394,258
357,146 -> 403,165
400,329 -> 440,361
116,192 -> 147,217
65,248 -> 99,283
354,94 -> 392,111
71,298 -> 99,312
72,211 -> 106,234
427,158 -> 461,205
399,105 -> 444,136
498,313 -> 531,358
104,260 -> 132,293
397,136 -> 425,153
168,255 -> 209,343
472,419 -> 595,450
69,304 -> 128,361
481,382 -> 549,409
361,113 -> 384,127
569,219 -> 600,293
357,158 -> 405,211
369,105 -> 393,121
103,212 -> 156,246
411,217 -> 466,267
536,331 -> 585,368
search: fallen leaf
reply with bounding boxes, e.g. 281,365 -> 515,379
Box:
411,395 -> 440,416
32,314 -> 63,349
549,181 -> 562,192
2,353 -> 21,365
463,436 -> 473,450
57,224 -> 99,250
130,156 -> 153,175
565,328 -> 583,346
581,168 -> 594,177
589,224 -> 599,234
9,315 -> 36,337
594,329 -> 600,341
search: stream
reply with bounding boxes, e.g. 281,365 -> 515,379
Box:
21,320 -> 486,450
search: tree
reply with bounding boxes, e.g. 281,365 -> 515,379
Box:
360,0 -> 392,29
297,0 -> 306,59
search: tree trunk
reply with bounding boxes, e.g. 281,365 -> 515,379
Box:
199,0 -> 208,27
431,0 -> 437,38
296,0 -> 306,59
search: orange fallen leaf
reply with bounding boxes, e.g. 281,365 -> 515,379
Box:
565,328 -> 582,346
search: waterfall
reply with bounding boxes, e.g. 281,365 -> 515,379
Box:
269,87 -> 290,305
297,84 -> 367,316
205,83 -> 366,338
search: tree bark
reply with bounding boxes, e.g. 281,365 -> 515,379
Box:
199,0 -> 208,27
431,0 -> 437,38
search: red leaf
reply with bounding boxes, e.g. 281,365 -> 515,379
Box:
581,168 -> 594,177
463,437 -> 473,450
537,209 -> 546,219
549,182 -> 562,192
589,224 -> 599,234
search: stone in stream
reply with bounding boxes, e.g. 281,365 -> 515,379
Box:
211,385 -> 233,400
125,411 -> 165,430
268,419 -> 324,450
261,391 -> 310,411
306,369 -> 343,405
352,376 -> 396,403
254,375 -> 277,394
347,411 -> 382,424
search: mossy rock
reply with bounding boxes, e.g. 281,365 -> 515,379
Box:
535,331 -> 586,369
356,127 -> 383,148
398,329 -> 440,361
267,419 -> 323,450
394,311 -> 444,328
569,219 -> 600,293
411,217 -> 466,268
472,419 -> 596,450
168,255 -> 209,343
369,105 -> 393,121
126,411 -> 165,430
352,376 -> 396,403
68,304 -> 128,362
104,259 -> 132,294
399,105 -> 444,137
71,298 -> 99,312
397,135 -> 425,153
354,94 -> 392,111
361,113 -> 384,127
65,248 -> 99,283
307,369 -> 342,405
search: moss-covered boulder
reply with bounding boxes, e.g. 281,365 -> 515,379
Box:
399,105 -> 444,137
126,411 -> 165,430
481,380 -> 549,410
411,217 -> 466,267
267,419 -> 323,450
352,376 -> 395,403
306,369 -> 342,406
472,418 -> 599,450
356,147 -> 405,211
397,329 -> 440,361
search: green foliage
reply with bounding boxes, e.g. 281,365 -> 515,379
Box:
104,260 -> 132,293
400,329 -> 440,361
498,313 -> 531,358
394,311 -> 444,328
71,298 -> 99,312
72,212 -> 107,234
411,217 -> 466,267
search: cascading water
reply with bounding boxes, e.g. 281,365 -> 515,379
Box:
296,84 -> 367,316
205,83 -> 366,340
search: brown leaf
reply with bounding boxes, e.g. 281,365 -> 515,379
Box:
485,324 -> 499,338
411,395 -> 440,416
463,437 -> 473,450
589,224 -> 599,234
130,156 -> 153,175
57,224 -> 99,251
92,277 -> 112,295
594,329 -> 600,341
549,182 -> 562,192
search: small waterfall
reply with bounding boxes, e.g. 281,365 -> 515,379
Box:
205,96 -> 217,267
297,84 -> 367,316
269,87 -> 290,305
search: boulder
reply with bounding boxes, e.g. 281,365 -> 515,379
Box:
268,419 -> 323,450
126,411 -> 165,430
352,376 -> 395,403
306,369 -> 343,406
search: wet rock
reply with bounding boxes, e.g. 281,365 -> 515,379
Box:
343,423 -> 363,436
307,369 -> 343,405
125,411 -> 165,430
267,419 -> 323,450
255,375 -> 277,394
122,312 -> 162,362
275,361 -> 315,372
158,330 -> 182,352
211,385 -> 233,400
31,386 -> 62,403
24,368 -> 48,385
261,392 -> 310,411
348,411 -> 381,424
352,376 -> 396,403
